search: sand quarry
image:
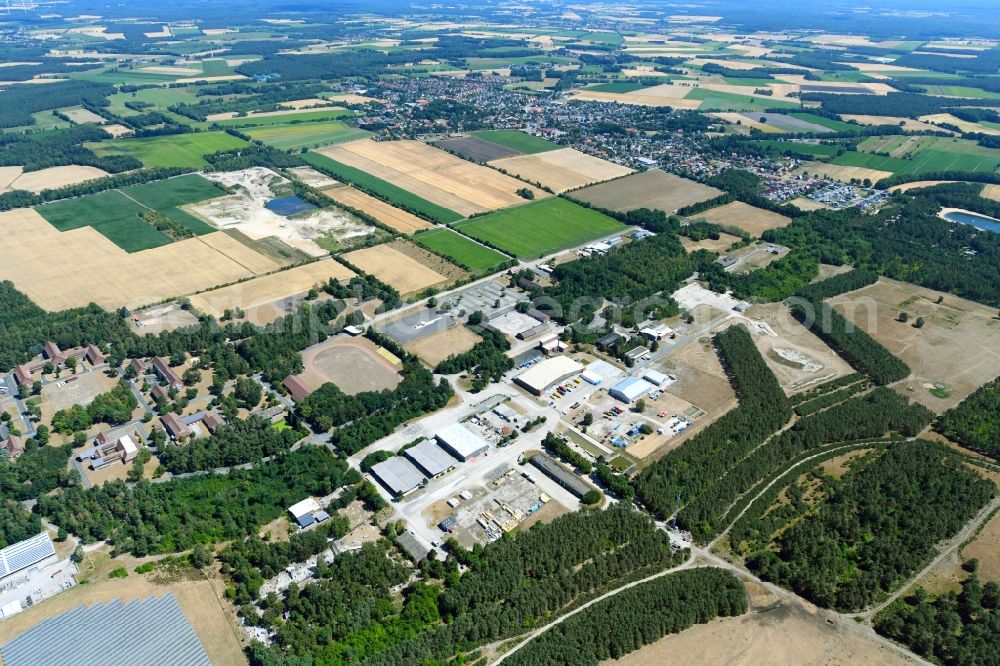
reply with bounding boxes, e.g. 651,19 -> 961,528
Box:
192,167 -> 376,257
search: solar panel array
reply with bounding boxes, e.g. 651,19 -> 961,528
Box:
0,594 -> 211,666
0,532 -> 55,579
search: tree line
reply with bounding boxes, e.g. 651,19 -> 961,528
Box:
936,377 -> 1000,461
505,568 -> 747,666
746,441 -> 995,611
157,416 -> 307,474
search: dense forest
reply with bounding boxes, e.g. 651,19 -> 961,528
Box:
547,233 -> 691,323
936,377 -> 1000,460
794,268 -> 878,302
746,442 -> 995,611
157,416 -> 308,474
875,567 -> 1000,665
245,505 -> 684,665
505,568 -> 747,666
0,500 -> 43,549
681,387 -> 934,541
0,125 -> 140,173
0,80 -> 112,128
768,197 -> 1000,308
635,325 -> 791,528
38,447 -> 353,556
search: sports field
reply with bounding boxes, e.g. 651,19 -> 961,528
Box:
313,139 -> 545,217
303,152 -> 463,223
244,121 -> 371,150
87,131 -> 249,168
471,130 -> 559,154
413,228 -> 509,272
454,198 -> 626,258
37,190 -> 172,252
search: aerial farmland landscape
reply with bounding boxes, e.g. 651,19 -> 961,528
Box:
2,0 -> 1000,664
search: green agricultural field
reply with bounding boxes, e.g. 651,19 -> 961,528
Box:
587,81 -> 652,93
413,228 -> 509,272
120,174 -> 225,210
106,87 -> 200,117
918,85 -> 1000,99
243,120 -> 370,150
831,146 -> 1000,176
216,108 -> 352,128
303,152 -> 463,224
37,191 -> 172,252
471,130 -> 559,154
722,77 -> 779,87
815,70 -> 876,83
454,198 -> 626,258
686,88 -> 799,111
758,140 -> 843,158
788,112 -> 860,133
87,131 -> 249,168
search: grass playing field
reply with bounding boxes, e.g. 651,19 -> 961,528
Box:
454,198 -> 626,258
87,131 -> 249,168
471,130 -> 559,155
244,121 -> 370,150
302,152 -> 464,223
37,190 -> 172,252
413,228 -> 509,272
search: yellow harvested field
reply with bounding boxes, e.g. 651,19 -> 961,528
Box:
194,232 -> 284,275
788,196 -> 829,211
888,180 -> 962,193
188,259 -> 355,317
322,185 -> 434,233
489,148 -> 633,193
205,105 -> 343,121
982,184 -> 1000,202
775,74 -> 897,95
344,244 -> 448,295
569,84 -> 703,109
324,93 -> 383,105
280,98 -> 334,109
0,208 -> 277,311
0,166 -> 22,191
316,139 -> 545,217
793,162 -> 894,184
4,165 -> 109,193
710,112 -> 783,133
689,201 -> 790,236
920,113 -> 1000,135
840,115 -> 943,133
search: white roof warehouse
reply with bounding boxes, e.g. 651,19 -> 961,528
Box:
514,355 -> 584,395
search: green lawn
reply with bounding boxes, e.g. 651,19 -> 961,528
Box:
413,228 -> 509,272
215,108 -> 352,128
37,191 -> 172,252
454,198 -> 626,258
244,121 -> 370,150
471,130 -> 559,154
303,152 -> 464,224
87,131 -> 249,168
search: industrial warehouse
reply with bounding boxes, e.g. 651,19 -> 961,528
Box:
514,355 -> 584,396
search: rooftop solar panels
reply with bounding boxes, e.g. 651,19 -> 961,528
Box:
0,532 -> 55,580
0,593 -> 210,666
